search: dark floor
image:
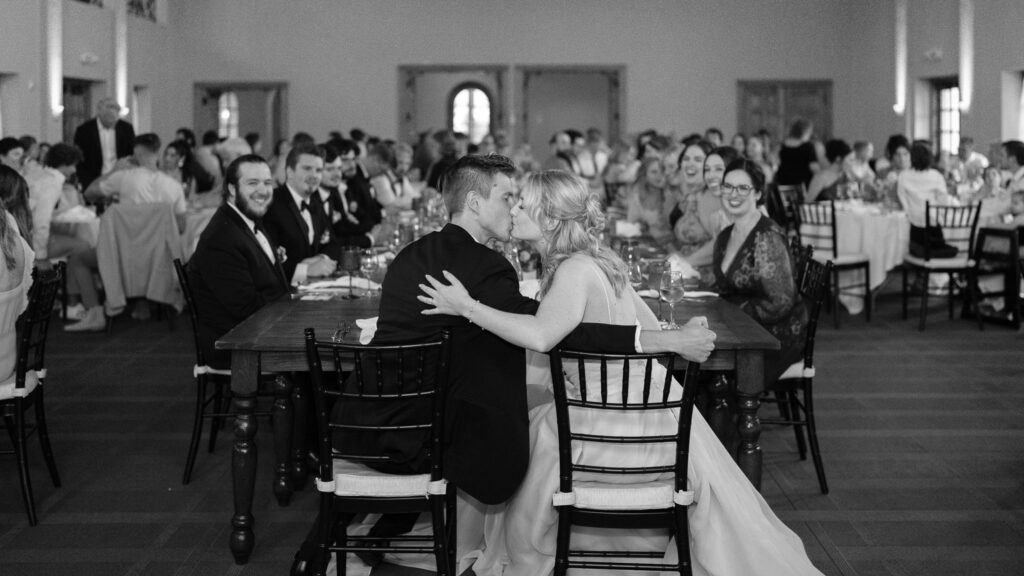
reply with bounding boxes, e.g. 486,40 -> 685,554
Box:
1,292 -> 1023,576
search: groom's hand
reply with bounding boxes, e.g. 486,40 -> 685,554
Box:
672,317 -> 716,363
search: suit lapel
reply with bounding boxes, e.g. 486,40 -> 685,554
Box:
226,206 -> 288,285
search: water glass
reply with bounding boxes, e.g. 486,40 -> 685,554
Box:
659,270 -> 686,329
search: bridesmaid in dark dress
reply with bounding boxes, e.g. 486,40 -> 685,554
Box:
775,118 -> 820,189
712,158 -> 807,383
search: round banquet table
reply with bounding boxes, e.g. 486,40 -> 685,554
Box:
831,202 -> 910,314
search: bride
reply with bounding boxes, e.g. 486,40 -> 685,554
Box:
419,170 -> 825,576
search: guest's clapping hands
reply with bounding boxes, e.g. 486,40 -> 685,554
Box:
418,271 -> 474,317
673,316 -> 716,363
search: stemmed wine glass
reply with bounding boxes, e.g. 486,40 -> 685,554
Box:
339,247 -> 362,299
659,270 -> 686,329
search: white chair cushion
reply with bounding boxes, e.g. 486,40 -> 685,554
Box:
812,252 -> 869,266
0,370 -> 40,400
552,480 -> 694,510
778,361 -> 815,380
325,458 -> 446,497
903,255 -> 973,269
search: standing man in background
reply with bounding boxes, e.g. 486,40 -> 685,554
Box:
73,97 -> 135,191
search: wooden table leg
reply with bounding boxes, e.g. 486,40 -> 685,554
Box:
707,372 -> 732,444
230,351 -> 260,564
272,374 -> 294,506
733,351 -> 764,489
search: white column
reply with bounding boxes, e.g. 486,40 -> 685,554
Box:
45,0 -> 63,121
893,0 -> 907,117
114,0 -> 129,115
958,0 -> 974,114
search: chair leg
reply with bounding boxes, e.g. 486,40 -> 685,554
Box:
773,391 -> 790,419
947,273 -> 956,320
901,266 -> 909,320
7,408 -> 38,526
918,270 -> 930,331
554,508 -> 571,576
183,375 -> 208,484
208,380 -> 225,453
34,387 -> 60,487
832,270 -> 841,329
802,379 -> 829,495
789,391 -> 807,460
674,504 -> 693,576
428,494 -> 449,575
446,490 -> 457,575
864,264 -> 872,322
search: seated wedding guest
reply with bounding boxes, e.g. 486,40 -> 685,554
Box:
0,204 -> 34,386
775,118 -> 820,189
26,144 -> 90,280
731,132 -> 747,153
420,168 -> 822,576
194,130 -> 224,195
701,145 -> 741,197
0,138 -> 25,171
85,133 -> 188,230
540,131 -> 577,173
807,139 -> 853,202
746,134 -> 776,183
602,138 -> 640,200
845,141 -> 876,188
317,142 -> 371,249
188,155 -> 288,368
411,130 -> 439,183
898,142 -> 954,258
712,158 -> 807,383
244,132 -> 262,156
0,166 -> 32,245
1007,189 -> 1024,226
366,142 -> 420,211
1001,140 -> 1024,193
393,142 -> 424,199
704,126 -> 724,147
336,138 -> 383,233
18,135 -> 40,173
947,136 -> 988,185
669,141 -> 726,279
175,128 -> 197,150
161,140 -> 197,200
661,144 -> 684,192
968,166 -> 1012,225
262,143 -> 337,283
623,157 -> 672,244
426,131 -> 459,189
216,137 -> 253,169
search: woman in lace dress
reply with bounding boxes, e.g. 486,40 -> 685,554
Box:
712,158 -> 807,383
421,170 -> 824,576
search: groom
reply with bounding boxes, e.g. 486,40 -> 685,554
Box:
333,154 -> 716,506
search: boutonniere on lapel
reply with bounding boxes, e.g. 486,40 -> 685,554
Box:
320,230 -> 331,245
276,246 -> 288,264
349,201 -> 359,214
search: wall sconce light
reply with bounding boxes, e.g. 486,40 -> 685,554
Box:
893,0 -> 907,116
47,0 -> 63,123
959,0 -> 974,113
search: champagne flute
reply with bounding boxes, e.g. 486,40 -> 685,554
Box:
659,270 -> 686,329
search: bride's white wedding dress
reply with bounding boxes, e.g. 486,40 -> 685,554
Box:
469,259 -> 825,576
330,257 -> 824,576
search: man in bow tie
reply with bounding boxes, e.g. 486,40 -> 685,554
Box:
262,142 -> 338,283
187,154 -> 290,369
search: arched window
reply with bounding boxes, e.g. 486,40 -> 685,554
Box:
218,91 -> 239,139
450,83 -> 491,144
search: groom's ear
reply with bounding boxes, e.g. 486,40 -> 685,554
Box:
464,190 -> 480,214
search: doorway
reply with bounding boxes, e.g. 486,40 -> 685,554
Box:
398,65 -> 507,145
63,78 -> 95,145
193,82 -> 287,151
737,80 -> 833,142
519,66 -> 623,162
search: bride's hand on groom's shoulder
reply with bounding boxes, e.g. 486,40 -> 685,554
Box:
418,270 -> 473,317
674,317 -> 716,363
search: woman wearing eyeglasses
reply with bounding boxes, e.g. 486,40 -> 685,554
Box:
713,158 -> 807,383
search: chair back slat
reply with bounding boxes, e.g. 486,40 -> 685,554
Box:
788,238 -> 814,286
798,257 -> 834,369
172,259 -> 206,367
305,328 -> 451,477
798,201 -> 839,258
924,202 -> 979,257
549,349 -> 700,494
16,265 -> 64,385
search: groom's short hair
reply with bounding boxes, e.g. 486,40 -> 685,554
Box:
441,154 -> 516,215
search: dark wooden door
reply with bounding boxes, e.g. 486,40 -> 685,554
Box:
738,80 -> 832,141
62,79 -> 93,145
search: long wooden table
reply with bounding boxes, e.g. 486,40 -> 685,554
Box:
216,294 -> 778,564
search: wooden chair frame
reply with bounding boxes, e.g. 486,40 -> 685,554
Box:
798,200 -> 872,328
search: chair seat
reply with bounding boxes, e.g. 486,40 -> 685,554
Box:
0,370 -> 40,401
777,361 -> 815,380
903,255 -> 974,269
552,480 -> 694,510
812,252 -> 869,266
320,458 -> 447,498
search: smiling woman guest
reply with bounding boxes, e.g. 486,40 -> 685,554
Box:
669,144 -> 737,281
712,158 -> 807,384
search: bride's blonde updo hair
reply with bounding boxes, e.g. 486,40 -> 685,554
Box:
520,170 -> 629,298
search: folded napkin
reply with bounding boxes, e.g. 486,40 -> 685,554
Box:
684,291 -> 718,299
666,254 -> 698,278
301,277 -> 381,291
519,279 -> 541,299
52,205 -> 98,223
614,221 -> 642,237
637,289 -> 659,299
356,316 -> 378,345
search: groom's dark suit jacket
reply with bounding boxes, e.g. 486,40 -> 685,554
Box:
334,224 -> 636,504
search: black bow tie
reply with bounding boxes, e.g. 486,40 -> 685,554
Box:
300,201 -> 310,212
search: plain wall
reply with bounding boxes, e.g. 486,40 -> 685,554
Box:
0,0 -> 44,138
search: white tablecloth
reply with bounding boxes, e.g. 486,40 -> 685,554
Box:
182,207 -> 217,259
834,203 -> 910,290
